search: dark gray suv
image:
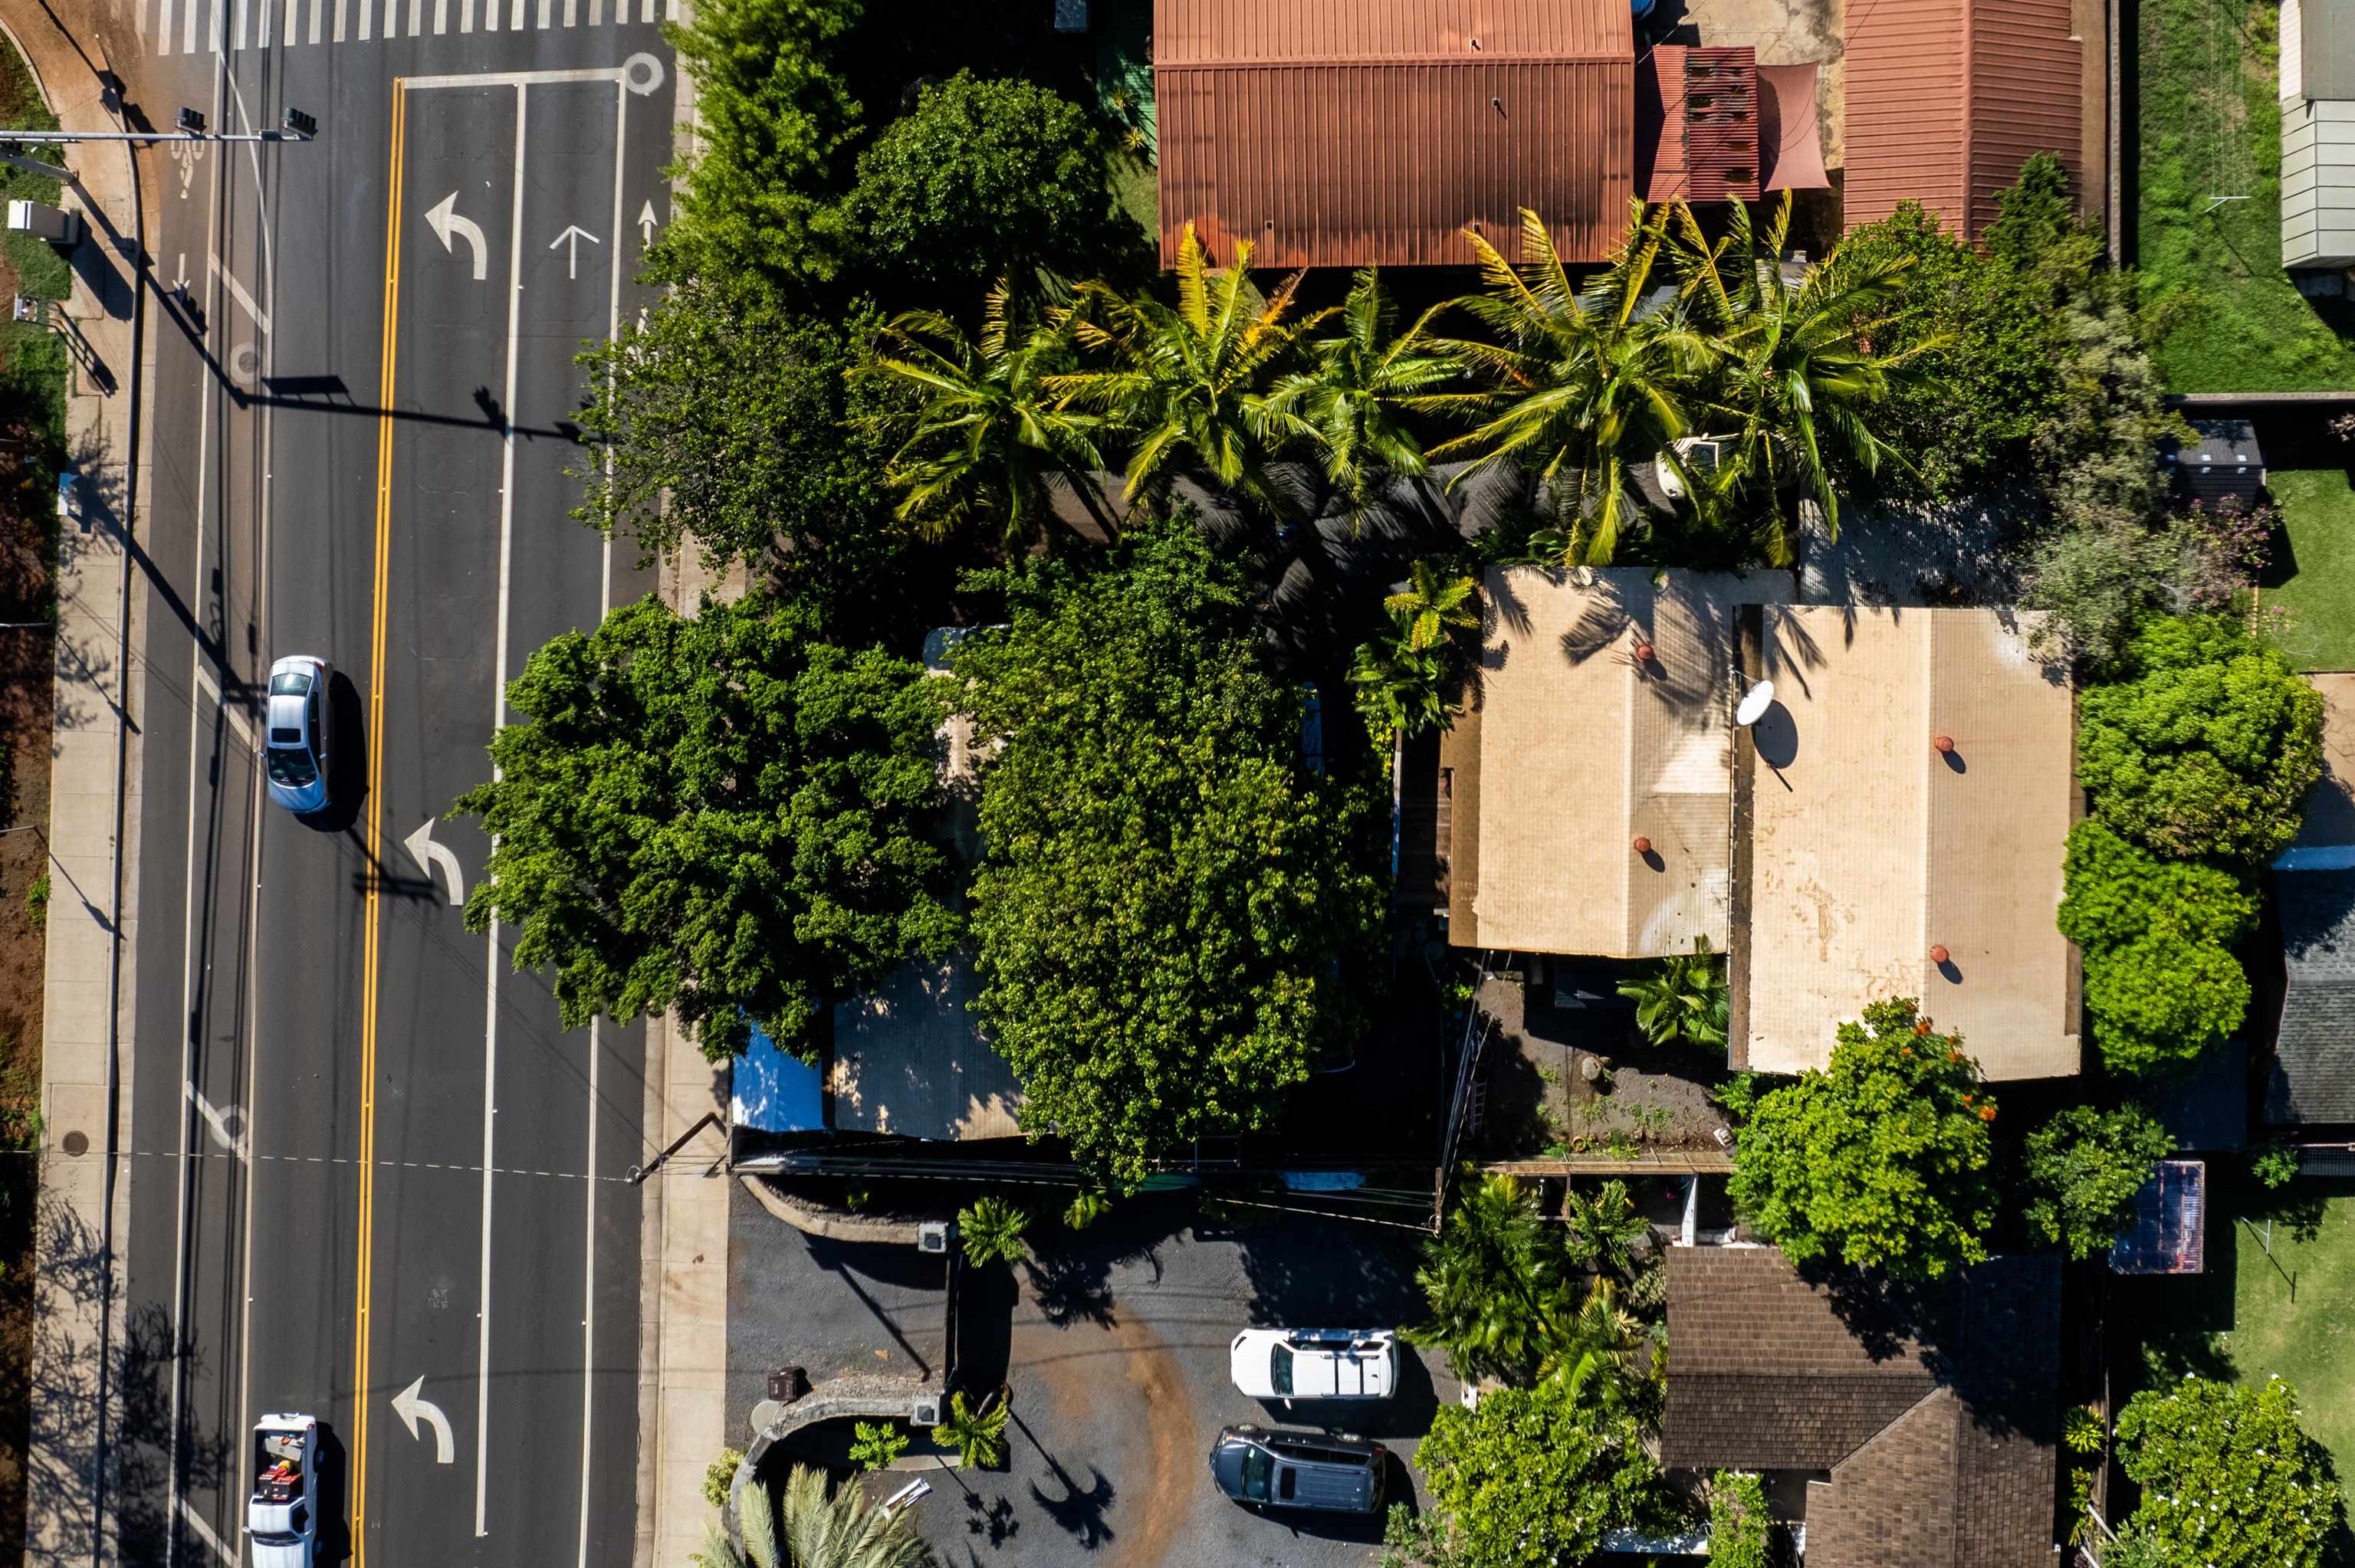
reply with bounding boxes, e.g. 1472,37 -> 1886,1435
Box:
1207,1425 -> 1387,1515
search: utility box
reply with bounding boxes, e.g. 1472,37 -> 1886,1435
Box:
6,198 -> 80,246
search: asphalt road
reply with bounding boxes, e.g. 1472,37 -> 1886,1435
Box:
731,1191 -> 1459,1568
117,11 -> 672,1564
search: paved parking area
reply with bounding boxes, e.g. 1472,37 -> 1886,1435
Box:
728,1188 -> 1454,1568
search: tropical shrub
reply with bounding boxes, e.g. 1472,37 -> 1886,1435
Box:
701,1462 -> 933,1568
2113,1376 -> 2342,1568
2018,1104 -> 2176,1259
957,519 -> 1382,1188
1616,935 -> 1729,1050
1408,1379 -> 1673,1568
840,73 -> 1138,295
1061,1189 -> 1109,1231
2076,615 -> 2324,863
1407,1174 -> 1569,1388
455,595 -> 961,1063
1706,1471 -> 1772,1568
702,1447 -> 745,1509
936,1388 -> 1010,1470
957,1198 -> 1030,1268
848,1420 -> 909,1474
1726,998 -> 1998,1280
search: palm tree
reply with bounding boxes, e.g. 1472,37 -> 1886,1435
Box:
1050,223 -> 1323,515
1538,1276 -> 1652,1409
1253,267 -> 1456,507
1667,194 -> 1927,559
701,1463 -> 934,1568
1406,1173 -> 1572,1386
1617,934 -> 1729,1051
1427,204 -> 1716,564
1559,1179 -> 1648,1278
1382,560 -> 1480,651
937,1386 -> 1011,1470
957,1196 -> 1030,1268
1348,632 -> 1455,750
862,280 -> 1109,545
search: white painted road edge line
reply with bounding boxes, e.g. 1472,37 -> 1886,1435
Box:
176,1496 -> 238,1567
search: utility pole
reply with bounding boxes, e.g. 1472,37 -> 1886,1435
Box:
0,104 -> 320,153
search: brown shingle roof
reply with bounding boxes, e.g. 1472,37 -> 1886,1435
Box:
1662,1247 -> 2061,1567
1152,0 -> 1637,268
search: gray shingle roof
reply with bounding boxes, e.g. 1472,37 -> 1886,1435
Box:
2267,868 -> 2355,1127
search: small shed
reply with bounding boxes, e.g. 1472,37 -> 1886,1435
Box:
2110,1159 -> 2206,1274
2159,419 -> 2266,511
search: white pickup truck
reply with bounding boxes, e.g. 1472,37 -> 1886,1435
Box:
246,1414 -> 320,1568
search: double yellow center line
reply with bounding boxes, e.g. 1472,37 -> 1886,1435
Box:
352,79 -> 408,1568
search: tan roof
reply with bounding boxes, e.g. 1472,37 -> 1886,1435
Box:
2288,674 -> 2355,853
1447,567 -> 1783,959
1842,0 -> 2083,239
1153,0 -> 1636,268
1742,608 -> 2079,1079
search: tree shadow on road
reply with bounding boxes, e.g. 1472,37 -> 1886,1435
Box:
1010,1405 -> 1116,1550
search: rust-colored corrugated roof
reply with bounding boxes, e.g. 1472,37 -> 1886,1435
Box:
1843,0 -> 2082,238
1154,0 -> 1637,267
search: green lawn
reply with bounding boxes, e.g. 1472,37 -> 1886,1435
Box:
0,33 -> 69,307
2260,469 -> 2355,672
2137,0 -> 2355,391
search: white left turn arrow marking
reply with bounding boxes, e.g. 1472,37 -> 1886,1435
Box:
425,192 -> 489,282
548,223 -> 601,280
392,1376 -> 456,1465
403,820 -> 466,907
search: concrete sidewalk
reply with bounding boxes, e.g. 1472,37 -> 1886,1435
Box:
4,8 -> 154,1564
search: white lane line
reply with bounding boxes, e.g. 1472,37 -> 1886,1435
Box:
176,1498 -> 238,1567
403,64 -> 629,87
478,80 -> 529,1543
576,1019 -> 599,1568
207,251 -> 271,336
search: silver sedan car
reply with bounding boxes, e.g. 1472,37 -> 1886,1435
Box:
263,655 -> 332,815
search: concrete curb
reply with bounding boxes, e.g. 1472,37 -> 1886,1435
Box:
737,1176 -> 925,1247
8,8 -> 150,1561
725,1372 -> 939,1541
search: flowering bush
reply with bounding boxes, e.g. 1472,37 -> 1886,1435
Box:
2113,1376 -> 2343,1568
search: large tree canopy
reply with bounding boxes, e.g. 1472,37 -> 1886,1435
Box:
957,518 -> 1382,1189
1726,998 -> 1999,1280
2018,1103 -> 2176,1260
2057,820 -> 2256,1074
1407,1379 -> 1673,1568
2077,615 -> 2324,863
2113,1377 -> 2343,1568
457,595 -> 961,1062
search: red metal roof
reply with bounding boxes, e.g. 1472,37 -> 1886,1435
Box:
1843,0 -> 2082,238
1154,0 -> 1637,268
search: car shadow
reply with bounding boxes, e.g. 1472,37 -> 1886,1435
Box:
313,1424 -> 352,1565
295,671 -> 365,835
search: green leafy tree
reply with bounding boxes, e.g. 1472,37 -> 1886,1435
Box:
861,282 -> 1108,544
1429,205 -> 1712,564
661,0 -> 863,289
2113,1376 -> 2343,1568
956,1197 -> 1030,1268
1558,1179 -> 1647,1280
2019,1104 -> 2176,1259
1706,1471 -> 1772,1568
2077,615 -> 2324,862
957,519 -> 1381,1188
1052,225 -> 1319,515
1061,1189 -> 1110,1231
1256,268 -> 1455,505
839,72 -> 1138,294
1669,193 -> 1923,556
2057,821 -> 2256,1072
455,595 -> 960,1064
1727,998 -> 1999,1280
935,1388 -> 1010,1470
699,1463 -> 934,1568
1349,632 -> 1458,752
1616,934 -> 1729,1050
1411,1379 -> 1673,1568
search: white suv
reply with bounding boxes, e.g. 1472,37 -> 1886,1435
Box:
1230,1328 -> 1398,1404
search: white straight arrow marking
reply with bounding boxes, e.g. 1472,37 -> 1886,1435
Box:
403,820 -> 466,907
392,1376 -> 457,1465
636,198 -> 656,247
425,192 -> 489,281
548,223 -> 601,280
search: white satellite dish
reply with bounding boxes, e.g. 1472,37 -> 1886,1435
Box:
1735,680 -> 1775,727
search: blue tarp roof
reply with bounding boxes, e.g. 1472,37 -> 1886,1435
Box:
730,1023 -> 825,1134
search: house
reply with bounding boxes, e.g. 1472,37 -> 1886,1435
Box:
1438,568 -> 2083,1079
1150,0 -> 1828,269
1842,0 -> 2092,240
2267,674 -> 2355,1130
2281,0 -> 2355,267
1661,1245 -> 2061,1565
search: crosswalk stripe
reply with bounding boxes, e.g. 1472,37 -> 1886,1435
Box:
433,0 -> 446,32
152,0 -> 653,48
158,0 -> 172,54
332,0 -> 345,44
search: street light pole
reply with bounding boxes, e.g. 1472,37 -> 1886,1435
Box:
0,105 -> 320,147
